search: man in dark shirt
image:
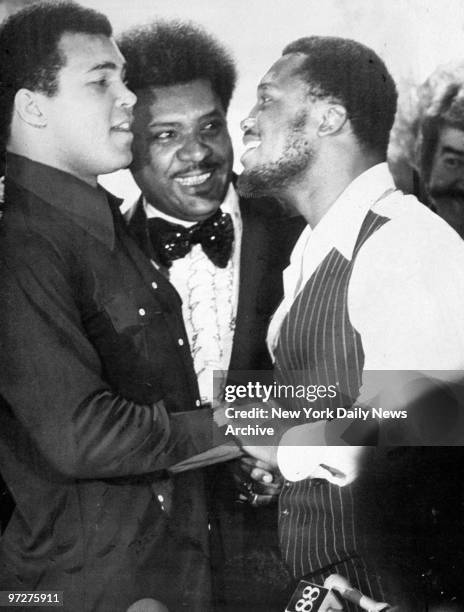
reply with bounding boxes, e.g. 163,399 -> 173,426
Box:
0,3 -> 216,611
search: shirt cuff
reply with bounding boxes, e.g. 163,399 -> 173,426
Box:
277,421 -> 364,485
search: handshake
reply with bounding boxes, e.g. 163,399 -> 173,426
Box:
212,400 -> 367,506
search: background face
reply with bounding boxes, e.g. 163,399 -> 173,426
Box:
429,126 -> 464,196
131,80 -> 233,222
40,33 -> 135,184
428,126 -> 464,237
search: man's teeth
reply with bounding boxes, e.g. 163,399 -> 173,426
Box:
175,172 -> 212,187
114,122 -> 131,131
245,141 -> 261,152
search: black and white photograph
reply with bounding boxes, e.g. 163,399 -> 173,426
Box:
0,1 -> 464,611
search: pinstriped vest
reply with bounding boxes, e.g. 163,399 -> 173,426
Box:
274,209 -> 390,579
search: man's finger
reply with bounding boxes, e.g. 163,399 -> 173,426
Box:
250,466 -> 274,484
249,493 -> 276,507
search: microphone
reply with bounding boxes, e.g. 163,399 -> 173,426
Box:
323,574 -> 390,611
285,579 -> 343,611
126,599 -> 169,612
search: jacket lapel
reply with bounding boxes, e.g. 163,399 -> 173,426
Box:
228,196 -> 272,372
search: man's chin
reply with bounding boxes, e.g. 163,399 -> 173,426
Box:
180,196 -> 223,222
237,170 -> 275,199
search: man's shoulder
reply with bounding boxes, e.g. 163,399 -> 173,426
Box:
0,179 -> 87,267
358,191 -> 464,275
376,191 -> 464,246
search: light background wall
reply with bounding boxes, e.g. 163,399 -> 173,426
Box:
2,0 -> 464,199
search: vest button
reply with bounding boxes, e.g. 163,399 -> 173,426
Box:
138,308 -> 146,316
178,338 -> 184,346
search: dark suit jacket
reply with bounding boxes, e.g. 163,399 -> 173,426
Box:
0,155 -> 216,612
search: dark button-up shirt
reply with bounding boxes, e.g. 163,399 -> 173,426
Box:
0,154 -> 214,611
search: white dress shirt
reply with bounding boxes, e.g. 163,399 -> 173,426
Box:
274,163 -> 464,483
126,185 -> 242,404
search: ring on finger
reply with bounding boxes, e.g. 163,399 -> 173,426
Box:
250,493 -> 259,506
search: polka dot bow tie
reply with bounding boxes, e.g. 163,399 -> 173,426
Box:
148,208 -> 234,268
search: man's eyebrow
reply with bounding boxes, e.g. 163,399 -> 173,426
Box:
148,109 -> 223,128
87,61 -> 122,73
442,145 -> 464,157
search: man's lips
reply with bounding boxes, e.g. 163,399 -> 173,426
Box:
174,168 -> 219,187
111,120 -> 133,133
242,132 -> 261,148
240,138 -> 261,166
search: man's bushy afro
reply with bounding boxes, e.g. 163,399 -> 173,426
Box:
118,20 -> 237,111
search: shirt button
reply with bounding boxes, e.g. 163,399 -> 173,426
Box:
285,481 -> 291,488
151,281 -> 158,290
195,400 -> 201,407
281,509 -> 289,516
178,338 -> 184,346
138,308 -> 146,316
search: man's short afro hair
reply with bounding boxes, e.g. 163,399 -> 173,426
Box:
283,36 -> 397,157
118,20 -> 237,112
0,0 -> 111,155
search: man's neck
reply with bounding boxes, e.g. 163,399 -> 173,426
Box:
283,150 -> 385,228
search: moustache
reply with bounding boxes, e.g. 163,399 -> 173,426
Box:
173,162 -> 223,178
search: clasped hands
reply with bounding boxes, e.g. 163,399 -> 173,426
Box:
230,454 -> 282,507
214,401 -> 366,498
214,401 -> 283,506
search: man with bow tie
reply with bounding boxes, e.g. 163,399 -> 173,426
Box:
118,21 -> 304,611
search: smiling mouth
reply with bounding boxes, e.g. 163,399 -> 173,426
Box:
174,171 -> 214,187
243,141 -> 260,152
111,121 -> 132,133
242,131 -> 261,150
240,140 -> 261,165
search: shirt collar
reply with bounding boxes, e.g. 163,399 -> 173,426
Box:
302,162 -> 395,261
6,153 -> 119,249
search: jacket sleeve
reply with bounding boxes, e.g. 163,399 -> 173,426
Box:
0,243 -> 216,480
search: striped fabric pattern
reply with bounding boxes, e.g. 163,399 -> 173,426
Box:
274,210 -> 390,590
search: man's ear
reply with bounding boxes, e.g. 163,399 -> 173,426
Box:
318,104 -> 347,137
14,88 -> 47,129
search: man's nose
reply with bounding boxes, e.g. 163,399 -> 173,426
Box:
240,106 -> 258,133
177,135 -> 210,163
118,82 -> 137,109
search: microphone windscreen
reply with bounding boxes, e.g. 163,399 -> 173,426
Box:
323,574 -> 390,611
126,598 -> 169,612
